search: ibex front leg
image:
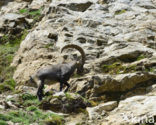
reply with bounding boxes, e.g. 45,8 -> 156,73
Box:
59,82 -> 63,91
37,80 -> 44,101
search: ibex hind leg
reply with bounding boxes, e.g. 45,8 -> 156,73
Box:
64,82 -> 70,92
37,80 -> 44,101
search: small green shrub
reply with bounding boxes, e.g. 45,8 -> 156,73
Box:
19,8 -> 29,14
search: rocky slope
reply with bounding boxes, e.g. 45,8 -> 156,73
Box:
0,0 -> 156,125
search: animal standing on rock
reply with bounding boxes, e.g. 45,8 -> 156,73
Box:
29,44 -> 86,101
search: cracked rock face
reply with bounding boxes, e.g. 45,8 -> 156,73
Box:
1,0 -> 155,124
102,96 -> 156,125
11,0 -> 156,86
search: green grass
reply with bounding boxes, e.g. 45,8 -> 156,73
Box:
0,109 -> 64,125
0,92 -> 64,124
101,62 -> 125,74
0,30 -> 28,93
0,35 -> 10,44
19,8 -> 29,14
101,62 -> 137,74
26,105 -> 38,111
18,93 -> 40,107
19,8 -> 41,16
19,8 -> 43,23
0,120 -> 8,125
29,9 -> 41,16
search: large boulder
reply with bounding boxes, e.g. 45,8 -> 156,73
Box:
39,92 -> 91,113
87,101 -> 118,120
69,72 -> 156,99
93,72 -> 156,94
102,96 -> 156,125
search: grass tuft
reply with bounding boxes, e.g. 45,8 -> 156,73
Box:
0,120 -> 8,125
0,30 -> 28,93
0,109 -> 64,125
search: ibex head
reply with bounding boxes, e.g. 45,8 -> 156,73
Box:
61,44 -> 86,75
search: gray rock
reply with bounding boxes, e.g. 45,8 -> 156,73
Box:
102,96 -> 156,124
92,72 -> 156,94
87,101 -> 117,120
0,105 -> 5,109
58,1 -> 93,12
2,13 -> 24,21
40,92 -> 91,113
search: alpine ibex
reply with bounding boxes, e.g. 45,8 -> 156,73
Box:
29,44 -> 86,101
